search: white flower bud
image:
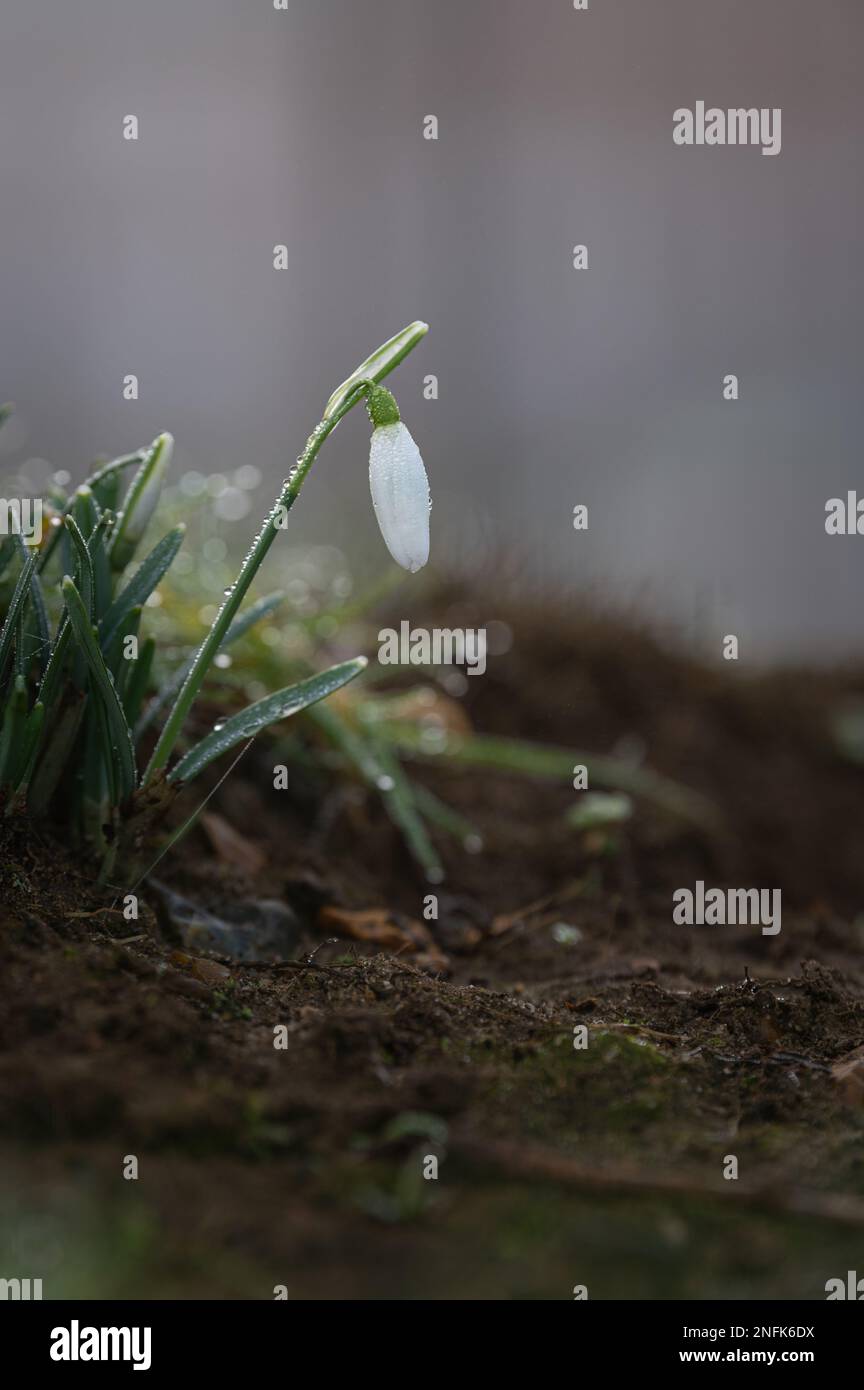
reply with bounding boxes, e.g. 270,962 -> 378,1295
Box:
368,421 -> 430,573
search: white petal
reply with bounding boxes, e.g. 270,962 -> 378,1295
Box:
368,422 -> 430,573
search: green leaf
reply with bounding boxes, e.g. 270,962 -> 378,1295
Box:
411,782 -> 481,850
91,469 -> 121,514
106,606 -> 142,688
376,724 -> 723,835
100,524 -> 185,651
25,693 -> 85,817
134,590 -> 284,738
81,698 -> 110,840
5,700 -> 44,810
309,702 -> 443,881
62,575 -> 137,802
357,722 -> 443,881
71,488 -> 112,617
22,550 -> 50,670
71,484 -> 100,538
37,454 -> 139,575
168,656 -> 367,784
0,675 -> 30,787
0,547 -> 37,686
34,620 -> 72,723
63,514 -> 95,619
8,533 -> 45,678
84,450 -> 144,494
324,321 -> 428,420
123,634 -> 155,729
108,432 -> 173,571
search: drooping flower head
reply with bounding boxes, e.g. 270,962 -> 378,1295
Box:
366,385 -> 430,574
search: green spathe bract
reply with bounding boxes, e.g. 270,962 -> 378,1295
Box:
0,322 -> 431,877
324,321 -> 428,421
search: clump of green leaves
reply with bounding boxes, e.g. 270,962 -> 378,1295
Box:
0,323 -> 430,880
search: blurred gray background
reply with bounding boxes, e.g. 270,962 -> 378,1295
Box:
1,0 -> 861,661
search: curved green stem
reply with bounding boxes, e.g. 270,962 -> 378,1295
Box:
141,382 -> 368,785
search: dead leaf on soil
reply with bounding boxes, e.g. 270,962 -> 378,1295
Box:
200,812 -> 267,874
318,905 -> 449,970
169,950 -> 232,986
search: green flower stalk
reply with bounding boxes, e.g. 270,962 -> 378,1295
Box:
142,322 -> 430,783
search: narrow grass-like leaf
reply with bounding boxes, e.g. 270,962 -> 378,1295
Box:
359,732 -> 443,880
0,675 -> 29,787
100,525 -> 185,651
168,657 -> 367,784
62,575 -> 137,801
123,635 -> 155,729
71,488 -> 112,617
376,724 -> 723,835
36,455 -> 138,574
109,432 -> 173,571
307,701 -> 389,784
5,700 -> 44,811
135,590 -> 284,738
8,537 -> 48,676
81,700 -> 111,841
84,450 -> 145,493
309,702 -> 443,880
324,321 -> 428,420
22,549 -> 50,669
91,470 -> 121,514
25,694 -> 86,817
0,547 -> 37,686
35,619 -> 72,723
411,782 -> 481,850
14,599 -> 27,679
64,514 -> 95,619
35,514 -> 65,574
109,606 -> 142,691
71,485 -> 100,540
91,693 -> 123,822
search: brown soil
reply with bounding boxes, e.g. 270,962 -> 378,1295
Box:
2,596 -> 864,1300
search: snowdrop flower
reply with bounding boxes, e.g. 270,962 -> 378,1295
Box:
367,386 -> 430,573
